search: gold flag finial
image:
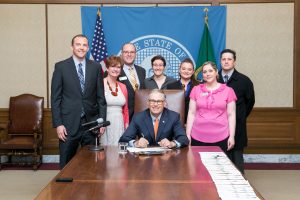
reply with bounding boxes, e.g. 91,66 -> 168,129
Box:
204,8 -> 209,25
97,7 -> 101,17
194,8 -> 210,81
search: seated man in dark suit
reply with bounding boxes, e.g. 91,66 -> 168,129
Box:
119,89 -> 189,148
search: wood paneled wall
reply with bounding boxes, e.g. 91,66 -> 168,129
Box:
1,108 -> 300,154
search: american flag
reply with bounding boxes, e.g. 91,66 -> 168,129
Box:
90,8 -> 108,72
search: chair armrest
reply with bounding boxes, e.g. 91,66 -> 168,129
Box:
0,123 -> 7,131
0,123 -> 8,142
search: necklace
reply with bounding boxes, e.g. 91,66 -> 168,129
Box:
107,80 -> 118,96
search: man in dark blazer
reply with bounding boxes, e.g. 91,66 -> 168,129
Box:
118,43 -> 146,121
218,49 -> 255,174
119,89 -> 189,148
51,34 -> 107,169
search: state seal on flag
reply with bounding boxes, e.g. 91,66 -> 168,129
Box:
119,35 -> 195,79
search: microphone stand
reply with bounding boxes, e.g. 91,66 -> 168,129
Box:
88,128 -> 104,151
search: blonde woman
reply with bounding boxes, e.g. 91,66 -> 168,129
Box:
186,61 -> 237,156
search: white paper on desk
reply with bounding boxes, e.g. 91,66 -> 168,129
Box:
199,152 -> 260,200
127,146 -> 170,153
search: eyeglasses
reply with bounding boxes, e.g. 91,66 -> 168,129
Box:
153,64 -> 164,67
122,51 -> 136,55
148,99 -> 164,105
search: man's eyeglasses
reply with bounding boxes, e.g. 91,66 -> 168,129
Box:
122,51 -> 136,55
148,99 -> 164,105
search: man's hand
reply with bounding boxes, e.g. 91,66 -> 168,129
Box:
56,125 -> 67,142
158,138 -> 176,148
135,137 -> 149,148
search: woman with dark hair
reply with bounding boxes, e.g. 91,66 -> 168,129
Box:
143,55 -> 177,89
101,55 -> 129,145
167,58 -> 199,123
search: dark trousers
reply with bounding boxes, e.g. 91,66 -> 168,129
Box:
228,149 -> 245,174
59,117 -> 95,169
191,137 -> 232,160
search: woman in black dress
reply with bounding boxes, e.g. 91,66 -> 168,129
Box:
167,58 -> 199,124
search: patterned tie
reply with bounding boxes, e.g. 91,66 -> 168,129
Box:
129,66 -> 138,91
154,118 -> 159,140
78,63 -> 85,92
224,75 -> 229,84
78,63 -> 85,117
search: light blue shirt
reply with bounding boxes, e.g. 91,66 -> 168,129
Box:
221,68 -> 234,81
73,56 -> 86,81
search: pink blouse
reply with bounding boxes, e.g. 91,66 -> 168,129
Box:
190,84 -> 237,143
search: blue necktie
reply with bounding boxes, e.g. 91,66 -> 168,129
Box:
78,63 -> 85,92
224,75 -> 229,84
78,63 -> 85,117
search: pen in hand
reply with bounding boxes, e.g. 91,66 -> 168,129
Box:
140,133 -> 149,147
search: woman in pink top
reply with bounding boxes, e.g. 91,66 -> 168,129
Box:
186,61 -> 237,155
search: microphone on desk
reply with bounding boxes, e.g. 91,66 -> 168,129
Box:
86,121 -> 111,132
81,118 -> 103,127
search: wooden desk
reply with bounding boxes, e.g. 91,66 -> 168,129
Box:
36,146 -> 261,200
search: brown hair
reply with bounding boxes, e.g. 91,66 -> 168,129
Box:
151,55 -> 166,67
71,34 -> 88,45
180,58 -> 200,86
106,56 -> 123,68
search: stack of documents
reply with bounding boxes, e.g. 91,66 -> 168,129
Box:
200,152 -> 260,200
127,147 -> 170,155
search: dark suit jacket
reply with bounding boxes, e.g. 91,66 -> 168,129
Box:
218,69 -> 255,149
119,108 -> 189,147
51,57 -> 107,136
118,64 -> 146,121
167,80 -> 198,123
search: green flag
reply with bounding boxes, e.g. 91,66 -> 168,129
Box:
195,10 -> 216,80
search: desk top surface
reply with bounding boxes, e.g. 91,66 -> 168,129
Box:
36,146 -> 261,200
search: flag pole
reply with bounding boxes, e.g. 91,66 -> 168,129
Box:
194,7 -> 216,81
194,8 -> 210,81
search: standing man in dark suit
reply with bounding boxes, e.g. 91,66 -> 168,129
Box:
119,89 -> 189,148
118,43 -> 146,121
218,49 -> 255,174
51,34 -> 107,169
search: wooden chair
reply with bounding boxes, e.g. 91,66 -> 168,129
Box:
134,89 -> 185,125
0,94 -> 44,170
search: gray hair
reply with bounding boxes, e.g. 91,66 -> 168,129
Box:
148,89 -> 166,100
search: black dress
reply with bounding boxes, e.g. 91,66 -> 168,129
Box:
167,79 -> 198,124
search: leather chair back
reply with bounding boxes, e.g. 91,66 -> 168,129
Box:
8,94 -> 44,134
134,89 -> 185,124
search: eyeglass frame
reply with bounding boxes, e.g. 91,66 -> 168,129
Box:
148,99 -> 165,105
122,51 -> 136,55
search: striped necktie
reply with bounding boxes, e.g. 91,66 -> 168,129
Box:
78,63 -> 85,117
129,66 -> 138,91
224,75 -> 229,84
78,63 -> 85,92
